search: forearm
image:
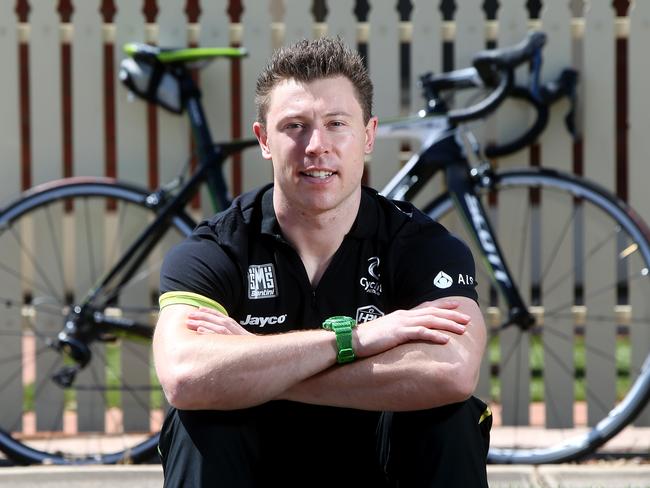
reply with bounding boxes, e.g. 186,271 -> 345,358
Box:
281,342 -> 469,411
282,298 -> 486,411
154,307 -> 338,410
154,298 -> 482,411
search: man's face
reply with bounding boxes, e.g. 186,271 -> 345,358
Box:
253,76 -> 377,216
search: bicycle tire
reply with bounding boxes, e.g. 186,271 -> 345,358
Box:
423,167 -> 650,464
0,177 -> 195,465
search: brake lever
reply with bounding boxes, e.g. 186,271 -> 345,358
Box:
539,68 -> 579,138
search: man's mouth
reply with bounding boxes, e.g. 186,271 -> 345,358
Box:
302,170 -> 335,179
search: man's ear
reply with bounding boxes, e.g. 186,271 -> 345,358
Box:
253,122 -> 272,160
364,116 -> 378,154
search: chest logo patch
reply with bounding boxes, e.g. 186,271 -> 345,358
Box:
356,305 -> 384,323
368,256 -> 380,279
247,263 -> 278,299
360,257 -> 382,296
433,271 -> 453,289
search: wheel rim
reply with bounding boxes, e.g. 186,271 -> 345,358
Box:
427,170 -> 650,463
0,182 -> 191,464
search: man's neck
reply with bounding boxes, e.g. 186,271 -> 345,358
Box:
274,192 -> 361,287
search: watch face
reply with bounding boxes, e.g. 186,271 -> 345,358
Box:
324,316 -> 356,329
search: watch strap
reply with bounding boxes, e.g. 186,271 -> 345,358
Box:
322,316 -> 357,364
333,325 -> 355,363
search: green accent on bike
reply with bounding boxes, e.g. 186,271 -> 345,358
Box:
159,291 -> 228,315
123,43 -> 247,63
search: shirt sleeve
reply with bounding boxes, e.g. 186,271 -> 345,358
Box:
393,220 -> 478,309
159,227 -> 242,314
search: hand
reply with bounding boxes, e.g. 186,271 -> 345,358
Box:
186,307 -> 253,335
353,299 -> 470,358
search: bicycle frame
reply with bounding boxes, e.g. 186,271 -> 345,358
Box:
81,75 -> 258,339
379,114 -> 533,328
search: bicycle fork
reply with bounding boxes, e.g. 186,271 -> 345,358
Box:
446,160 -> 535,330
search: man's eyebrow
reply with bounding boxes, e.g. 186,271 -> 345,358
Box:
325,111 -> 353,118
276,110 -> 353,121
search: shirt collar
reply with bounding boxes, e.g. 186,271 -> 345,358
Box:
258,185 -> 378,239
260,186 -> 280,236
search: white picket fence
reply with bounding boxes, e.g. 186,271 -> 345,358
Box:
0,0 -> 649,442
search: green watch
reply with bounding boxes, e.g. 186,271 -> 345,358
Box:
322,316 -> 357,364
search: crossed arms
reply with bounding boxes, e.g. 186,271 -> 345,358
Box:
153,297 -> 486,412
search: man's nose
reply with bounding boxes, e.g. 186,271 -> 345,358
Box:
305,128 -> 329,155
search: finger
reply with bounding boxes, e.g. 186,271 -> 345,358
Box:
415,307 -> 471,324
403,327 -> 450,344
187,319 -> 230,334
421,299 -> 460,310
196,326 -> 216,334
188,307 -> 226,320
411,315 -> 467,334
195,306 -> 227,317
431,308 -> 471,324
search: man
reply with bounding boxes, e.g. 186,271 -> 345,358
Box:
154,37 -> 490,487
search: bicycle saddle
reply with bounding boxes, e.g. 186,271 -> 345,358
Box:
124,43 -> 247,65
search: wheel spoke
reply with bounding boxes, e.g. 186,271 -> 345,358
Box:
83,198 -> 98,285
540,206 -> 576,285
44,204 -> 67,293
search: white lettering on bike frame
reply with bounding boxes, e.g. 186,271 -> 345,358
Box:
464,193 -> 511,287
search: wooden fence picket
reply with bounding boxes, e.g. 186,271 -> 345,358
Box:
241,1 -> 273,191
582,0 -> 617,427
0,0 -> 23,437
199,0 -> 235,215
628,0 -> 650,427
539,0 -> 576,429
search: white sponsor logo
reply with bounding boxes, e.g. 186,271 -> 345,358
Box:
239,314 -> 287,327
433,271 -> 453,289
360,277 -> 382,295
367,257 -> 381,279
458,274 -> 474,285
356,305 -> 384,323
247,263 -> 278,299
360,256 -> 382,295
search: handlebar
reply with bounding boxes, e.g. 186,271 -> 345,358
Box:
418,31 -> 578,157
472,31 -> 547,86
484,68 -> 578,158
420,32 -> 546,124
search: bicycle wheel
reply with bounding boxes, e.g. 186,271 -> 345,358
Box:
0,177 -> 195,464
424,168 -> 650,464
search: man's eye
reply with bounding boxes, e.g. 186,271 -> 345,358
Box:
329,121 -> 345,128
285,123 -> 303,130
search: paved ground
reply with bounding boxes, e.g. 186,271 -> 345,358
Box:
0,463 -> 649,487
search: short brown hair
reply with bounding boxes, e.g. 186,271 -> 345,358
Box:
255,37 -> 373,126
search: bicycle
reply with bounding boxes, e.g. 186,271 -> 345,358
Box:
378,32 -> 650,463
0,32 -> 648,466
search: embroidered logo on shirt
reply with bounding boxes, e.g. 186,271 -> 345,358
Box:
433,271 -> 453,289
367,256 -> 381,279
247,263 -> 278,299
356,305 -> 384,323
239,314 -> 287,327
360,257 -> 382,296
458,274 -> 475,285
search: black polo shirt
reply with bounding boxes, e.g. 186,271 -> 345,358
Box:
158,185 -> 480,483
159,184 -> 477,329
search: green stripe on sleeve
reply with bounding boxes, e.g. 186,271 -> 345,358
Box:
159,291 -> 228,316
